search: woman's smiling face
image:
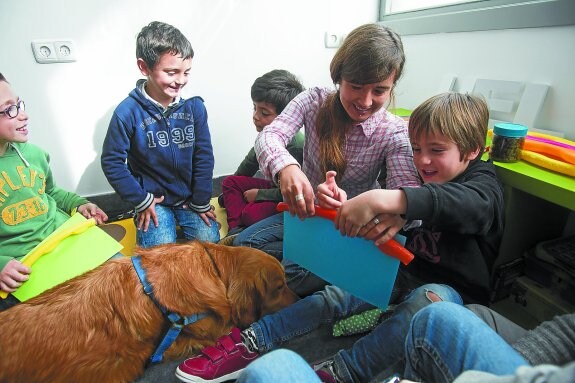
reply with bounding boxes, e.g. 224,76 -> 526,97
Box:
338,74 -> 395,123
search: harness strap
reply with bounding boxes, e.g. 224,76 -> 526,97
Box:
132,256 -> 208,364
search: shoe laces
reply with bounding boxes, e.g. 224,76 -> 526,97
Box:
313,359 -> 341,383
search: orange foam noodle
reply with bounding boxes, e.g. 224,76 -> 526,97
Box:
523,140 -> 575,165
528,131 -> 575,147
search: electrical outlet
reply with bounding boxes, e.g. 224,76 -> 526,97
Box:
31,39 -> 77,63
324,31 -> 343,48
54,40 -> 77,62
31,40 -> 58,63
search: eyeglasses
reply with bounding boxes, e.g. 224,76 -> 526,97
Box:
0,100 -> 26,119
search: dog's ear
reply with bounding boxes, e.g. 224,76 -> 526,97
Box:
228,276 -> 262,327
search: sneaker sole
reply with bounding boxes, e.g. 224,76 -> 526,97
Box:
175,366 -> 244,383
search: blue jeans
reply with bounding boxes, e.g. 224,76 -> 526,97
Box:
233,213 -> 328,296
250,283 -> 462,383
233,213 -> 284,259
136,204 -> 220,248
403,302 -> 529,383
237,349 -> 321,383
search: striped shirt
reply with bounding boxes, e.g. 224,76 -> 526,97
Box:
255,87 -> 419,198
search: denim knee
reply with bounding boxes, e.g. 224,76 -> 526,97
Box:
407,284 -> 463,306
135,204 -> 177,247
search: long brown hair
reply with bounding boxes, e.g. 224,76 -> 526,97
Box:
317,24 -> 405,181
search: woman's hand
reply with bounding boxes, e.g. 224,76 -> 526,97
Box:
317,171 -> 347,209
278,164 -> 315,219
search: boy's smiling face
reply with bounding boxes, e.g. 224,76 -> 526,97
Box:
411,131 -> 480,184
0,81 -> 29,155
138,52 -> 192,108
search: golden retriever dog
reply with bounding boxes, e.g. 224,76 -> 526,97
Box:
0,241 -> 298,383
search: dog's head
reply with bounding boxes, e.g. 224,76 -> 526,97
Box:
138,241 -> 298,329
200,242 -> 299,327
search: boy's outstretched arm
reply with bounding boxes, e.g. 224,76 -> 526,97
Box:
335,189 -> 407,240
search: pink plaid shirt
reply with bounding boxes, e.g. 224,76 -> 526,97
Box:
255,87 -> 420,198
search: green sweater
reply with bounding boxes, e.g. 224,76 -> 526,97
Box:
234,131 -> 304,202
0,143 -> 89,270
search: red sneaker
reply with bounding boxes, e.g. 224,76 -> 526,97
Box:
313,359 -> 340,383
175,328 -> 259,383
316,369 -> 338,383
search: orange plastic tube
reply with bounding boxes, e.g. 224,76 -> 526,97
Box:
523,139 -> 575,165
277,202 -> 414,265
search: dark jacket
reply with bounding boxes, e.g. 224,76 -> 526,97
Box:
401,159 -> 505,303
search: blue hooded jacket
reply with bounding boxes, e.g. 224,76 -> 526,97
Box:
101,80 -> 214,213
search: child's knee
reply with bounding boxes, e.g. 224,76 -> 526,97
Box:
418,284 -> 462,305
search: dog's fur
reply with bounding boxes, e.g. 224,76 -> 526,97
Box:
0,241 -> 298,383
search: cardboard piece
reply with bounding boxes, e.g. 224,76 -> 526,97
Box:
283,212 -> 405,310
11,213 -> 123,301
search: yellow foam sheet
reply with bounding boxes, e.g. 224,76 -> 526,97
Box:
12,213 -> 123,302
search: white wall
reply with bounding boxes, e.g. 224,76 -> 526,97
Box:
395,25 -> 575,139
0,0 -> 379,195
1,0 -> 573,197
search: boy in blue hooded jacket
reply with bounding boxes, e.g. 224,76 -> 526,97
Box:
101,21 -> 219,248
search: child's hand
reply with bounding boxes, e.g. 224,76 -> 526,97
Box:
335,189 -> 407,238
77,203 -> 109,225
0,259 -> 31,293
243,189 -> 258,203
359,213 -> 407,246
137,196 -> 164,232
199,205 -> 217,226
335,190 -> 381,237
317,171 -> 347,209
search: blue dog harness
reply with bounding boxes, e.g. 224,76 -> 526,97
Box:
131,255 -> 208,364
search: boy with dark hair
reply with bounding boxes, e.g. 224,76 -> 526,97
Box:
101,21 -> 219,248
219,69 -> 304,238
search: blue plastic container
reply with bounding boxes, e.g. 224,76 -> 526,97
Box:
490,123 -> 528,162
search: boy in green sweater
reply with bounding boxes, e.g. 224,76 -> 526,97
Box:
0,73 -> 108,311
